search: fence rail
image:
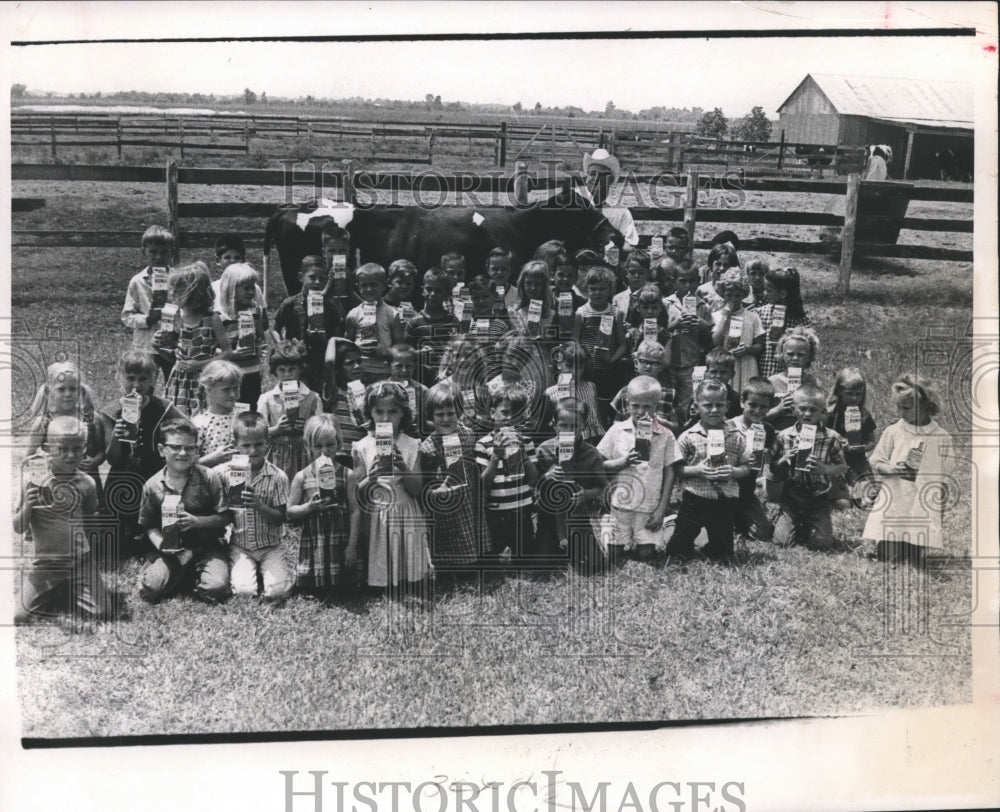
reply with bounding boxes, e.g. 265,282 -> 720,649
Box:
12,161 -> 973,299
10,109 -> 888,176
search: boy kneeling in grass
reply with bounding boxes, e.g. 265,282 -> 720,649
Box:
14,416 -> 119,625
765,384 -> 847,549
214,412 -> 292,601
138,418 -> 232,604
665,380 -> 753,562
598,375 -> 681,564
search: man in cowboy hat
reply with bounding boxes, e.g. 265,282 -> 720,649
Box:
579,148 -> 640,249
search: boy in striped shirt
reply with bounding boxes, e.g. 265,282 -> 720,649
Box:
476,389 -> 539,562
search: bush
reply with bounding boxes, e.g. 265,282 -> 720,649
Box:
247,147 -> 270,168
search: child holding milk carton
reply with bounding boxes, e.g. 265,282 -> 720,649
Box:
215,412 -> 292,601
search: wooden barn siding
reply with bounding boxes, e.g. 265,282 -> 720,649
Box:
777,113 -> 840,144
779,77 -> 838,115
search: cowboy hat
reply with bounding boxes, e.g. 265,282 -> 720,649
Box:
583,149 -> 621,185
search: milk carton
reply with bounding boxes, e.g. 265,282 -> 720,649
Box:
442,432 -> 464,483
786,366 -> 803,392
161,494 -> 183,552
558,431 -> 575,463
306,291 -> 325,335
634,417 -> 653,462
150,266 -> 170,309
331,254 -> 348,297
317,454 -> 340,504
768,305 -> 786,342
157,303 -> 179,350
599,313 -> 615,349
749,423 -> 768,470
281,380 -> 301,424
905,441 -> 925,472
707,429 -> 726,467
844,406 -> 863,447
119,390 -> 142,443
227,454 -> 250,503
527,299 -> 543,337
725,314 -> 743,350
346,380 -> 367,419
375,422 -> 395,474
642,318 -> 659,342
557,373 -> 574,401
795,424 -> 817,469
237,310 -> 256,355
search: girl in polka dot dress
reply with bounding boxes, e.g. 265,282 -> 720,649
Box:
191,360 -> 244,468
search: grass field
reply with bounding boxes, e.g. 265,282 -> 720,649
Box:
9,173 -> 976,738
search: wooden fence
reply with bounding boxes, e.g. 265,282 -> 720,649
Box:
12,161 -> 973,300
11,110 -> 864,175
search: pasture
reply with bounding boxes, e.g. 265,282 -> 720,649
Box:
9,169 -> 975,739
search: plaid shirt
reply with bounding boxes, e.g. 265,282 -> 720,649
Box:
768,423 -> 846,496
676,421 -> 750,500
755,305 -> 809,377
214,459 -> 289,551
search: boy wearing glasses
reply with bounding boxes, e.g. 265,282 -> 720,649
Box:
137,419 -> 232,603
14,416 -> 118,625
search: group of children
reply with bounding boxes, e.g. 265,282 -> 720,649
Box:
14,223 -> 955,623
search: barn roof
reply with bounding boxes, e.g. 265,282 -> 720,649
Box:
778,73 -> 974,129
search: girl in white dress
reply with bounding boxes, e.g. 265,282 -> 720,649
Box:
862,374 -> 956,565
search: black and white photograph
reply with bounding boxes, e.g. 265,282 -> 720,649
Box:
2,2 -> 997,810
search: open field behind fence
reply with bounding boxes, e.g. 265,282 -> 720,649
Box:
12,109 -> 867,176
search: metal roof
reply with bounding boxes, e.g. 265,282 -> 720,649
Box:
779,73 -> 973,126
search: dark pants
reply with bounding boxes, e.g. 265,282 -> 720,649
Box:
15,555 -> 116,624
239,371 -> 262,409
666,492 -> 737,558
773,487 -> 834,547
734,477 -> 773,540
486,507 -> 536,558
153,353 -> 174,386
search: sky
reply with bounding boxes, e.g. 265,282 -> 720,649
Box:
3,2 -> 996,118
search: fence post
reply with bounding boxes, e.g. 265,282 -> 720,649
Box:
428,129 -> 436,164
838,173 -> 860,299
777,129 -> 785,171
116,119 -> 123,160
683,170 -> 699,247
166,160 -> 180,264
498,121 -> 507,168
179,120 -> 185,160
244,121 -> 250,154
50,117 -> 57,159
342,158 -> 355,205
514,161 -> 530,206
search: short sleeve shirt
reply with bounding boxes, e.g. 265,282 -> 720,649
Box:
597,419 -> 681,513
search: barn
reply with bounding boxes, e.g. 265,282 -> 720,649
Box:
776,73 -> 973,181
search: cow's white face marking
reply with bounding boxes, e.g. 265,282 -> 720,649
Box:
472,212 -> 485,226
296,199 -> 355,231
